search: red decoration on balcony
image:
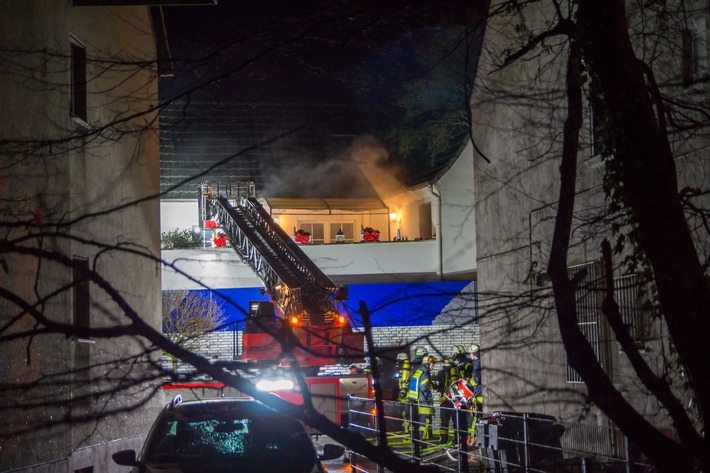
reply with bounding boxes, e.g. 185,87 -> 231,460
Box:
362,227 -> 380,242
294,229 -> 311,244
214,232 -> 228,247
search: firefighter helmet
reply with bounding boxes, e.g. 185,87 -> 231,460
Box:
396,352 -> 409,362
468,344 -> 480,354
443,357 -> 454,368
452,345 -> 466,356
427,355 -> 438,364
414,347 -> 428,359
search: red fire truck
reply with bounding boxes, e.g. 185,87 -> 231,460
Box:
191,182 -> 369,425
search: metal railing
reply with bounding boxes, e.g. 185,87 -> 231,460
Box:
347,397 -> 651,473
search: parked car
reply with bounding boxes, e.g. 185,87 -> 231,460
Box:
113,395 -> 344,472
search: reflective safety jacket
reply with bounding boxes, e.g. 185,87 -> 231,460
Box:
407,366 -> 432,405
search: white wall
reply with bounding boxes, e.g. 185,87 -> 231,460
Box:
436,140 -> 477,278
161,199 -> 198,232
162,239 -> 440,290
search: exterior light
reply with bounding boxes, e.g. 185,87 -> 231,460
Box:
290,316 -> 299,325
390,209 -> 402,224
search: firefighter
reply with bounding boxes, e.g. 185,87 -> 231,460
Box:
452,344 -> 467,376
462,343 -> 483,443
394,352 -> 411,433
435,357 -> 458,444
408,348 -> 436,446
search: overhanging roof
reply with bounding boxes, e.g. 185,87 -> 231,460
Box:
265,198 -> 388,212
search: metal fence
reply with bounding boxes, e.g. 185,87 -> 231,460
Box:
347,397 -> 651,473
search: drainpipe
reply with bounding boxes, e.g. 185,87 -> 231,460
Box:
431,183 -> 443,281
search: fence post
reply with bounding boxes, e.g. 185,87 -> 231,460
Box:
523,412 -> 530,473
455,408 -> 469,473
374,410 -> 385,473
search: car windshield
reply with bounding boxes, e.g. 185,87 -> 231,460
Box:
141,401 -> 317,473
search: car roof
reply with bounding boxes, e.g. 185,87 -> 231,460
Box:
162,396 -> 294,419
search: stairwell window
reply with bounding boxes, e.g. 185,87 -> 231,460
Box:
614,274 -> 653,347
566,262 -> 607,384
682,29 -> 696,86
70,38 -> 87,122
681,12 -> 709,88
73,256 -> 92,405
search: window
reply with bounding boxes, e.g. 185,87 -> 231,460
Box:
589,103 -> 605,158
70,40 -> 87,121
418,202 -> 433,239
298,223 -> 324,244
329,222 -> 354,243
682,29 -> 695,86
73,257 -> 91,336
72,257 -> 91,403
681,15 -> 709,87
566,262 -> 605,384
614,274 -> 652,345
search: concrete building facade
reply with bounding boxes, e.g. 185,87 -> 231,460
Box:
470,0 -> 709,439
0,2 -> 181,471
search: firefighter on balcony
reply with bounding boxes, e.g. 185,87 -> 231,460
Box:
407,348 -> 436,449
462,343 -> 483,444
394,352 -> 411,433
435,357 -> 458,445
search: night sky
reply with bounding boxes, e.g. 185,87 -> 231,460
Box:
159,1 -> 479,197
161,1 -> 475,126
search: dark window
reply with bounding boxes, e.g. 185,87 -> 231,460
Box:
589,104 -> 605,157
73,257 -> 90,333
682,29 -> 695,86
71,41 -> 87,120
72,257 -> 91,404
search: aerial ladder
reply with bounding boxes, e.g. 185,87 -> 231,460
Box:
201,182 -> 365,369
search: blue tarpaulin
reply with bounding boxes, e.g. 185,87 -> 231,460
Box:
191,281 -> 476,330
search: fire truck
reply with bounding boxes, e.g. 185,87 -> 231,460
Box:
194,182 -> 370,426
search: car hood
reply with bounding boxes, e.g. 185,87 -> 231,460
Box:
140,459 -> 322,473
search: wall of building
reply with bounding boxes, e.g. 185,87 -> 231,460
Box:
0,2 -> 164,471
469,2 -> 625,423
434,140 -> 477,279
470,0 -> 710,428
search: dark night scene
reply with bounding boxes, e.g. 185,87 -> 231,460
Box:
1,1 -> 709,473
